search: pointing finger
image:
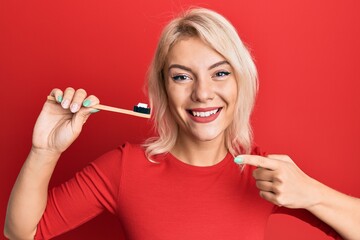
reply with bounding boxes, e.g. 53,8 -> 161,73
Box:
267,154 -> 294,163
234,155 -> 278,170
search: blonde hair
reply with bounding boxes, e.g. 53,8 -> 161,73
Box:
143,7 -> 258,160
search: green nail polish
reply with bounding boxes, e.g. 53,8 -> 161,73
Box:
90,109 -> 100,113
57,96 -> 63,103
83,99 -> 91,107
234,156 -> 244,164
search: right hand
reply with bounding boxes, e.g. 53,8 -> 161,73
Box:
32,87 -> 100,155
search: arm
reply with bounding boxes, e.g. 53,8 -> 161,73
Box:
306,179 -> 360,239
5,149 -> 60,239
235,154 -> 360,239
4,87 -> 99,239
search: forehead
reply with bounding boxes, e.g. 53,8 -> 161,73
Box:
166,37 -> 227,69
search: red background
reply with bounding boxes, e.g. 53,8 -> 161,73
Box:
1,0 -> 359,239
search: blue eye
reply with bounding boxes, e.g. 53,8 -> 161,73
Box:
172,75 -> 190,81
215,71 -> 231,77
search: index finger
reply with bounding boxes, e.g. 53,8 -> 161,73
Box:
234,155 -> 278,170
49,88 -> 64,103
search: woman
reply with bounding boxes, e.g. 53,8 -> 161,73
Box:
4,8 -> 359,239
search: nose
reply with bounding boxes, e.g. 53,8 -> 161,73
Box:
191,76 -> 215,102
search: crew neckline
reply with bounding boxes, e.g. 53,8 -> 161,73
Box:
166,151 -> 234,172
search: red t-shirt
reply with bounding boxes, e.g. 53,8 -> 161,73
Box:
35,143 -> 340,239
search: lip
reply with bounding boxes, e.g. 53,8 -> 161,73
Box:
187,107 -> 222,123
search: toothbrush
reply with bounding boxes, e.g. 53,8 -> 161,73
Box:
46,95 -> 151,119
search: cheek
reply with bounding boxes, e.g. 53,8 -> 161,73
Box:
230,80 -> 239,103
166,85 -> 178,106
222,82 -> 238,106
166,84 -> 192,107
166,87 -> 186,116
229,87 -> 238,103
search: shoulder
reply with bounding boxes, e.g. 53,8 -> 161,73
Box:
250,145 -> 267,156
117,142 -> 145,155
91,142 -> 146,173
94,142 -> 145,160
239,145 -> 267,172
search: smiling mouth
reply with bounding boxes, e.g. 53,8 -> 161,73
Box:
187,108 -> 222,117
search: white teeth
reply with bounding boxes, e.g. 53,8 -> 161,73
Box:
191,109 -> 218,117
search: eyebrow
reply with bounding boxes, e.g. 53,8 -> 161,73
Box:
168,60 -> 230,73
209,60 -> 230,70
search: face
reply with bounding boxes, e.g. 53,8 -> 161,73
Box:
164,37 -> 238,144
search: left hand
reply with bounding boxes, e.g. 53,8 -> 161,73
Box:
235,154 -> 320,209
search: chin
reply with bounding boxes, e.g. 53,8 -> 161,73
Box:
191,129 -> 224,142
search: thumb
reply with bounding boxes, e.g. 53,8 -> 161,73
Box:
73,96 -> 100,128
72,107 -> 99,132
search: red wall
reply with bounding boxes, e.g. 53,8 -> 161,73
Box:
1,1 -> 359,239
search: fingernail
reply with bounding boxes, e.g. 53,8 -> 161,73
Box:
90,109 -> 100,113
234,156 -> 244,164
70,103 -> 79,113
83,99 -> 91,107
61,99 -> 70,109
57,96 -> 63,103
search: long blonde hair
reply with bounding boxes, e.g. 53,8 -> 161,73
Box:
144,8 -> 258,160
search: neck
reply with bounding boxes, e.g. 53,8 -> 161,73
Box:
170,131 -> 228,167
